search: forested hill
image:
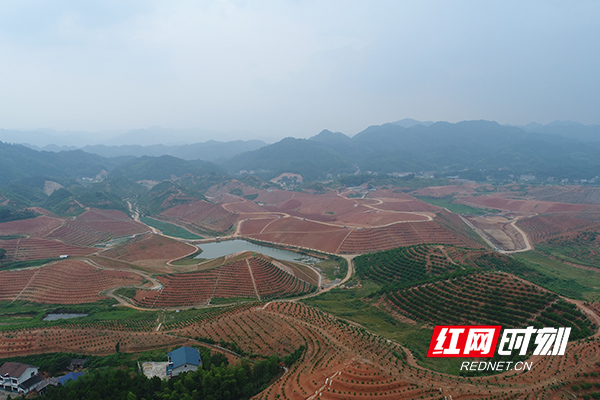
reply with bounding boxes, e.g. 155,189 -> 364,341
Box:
0,142 -> 118,187
222,120 -> 600,181
3,119 -> 600,186
0,142 -> 226,187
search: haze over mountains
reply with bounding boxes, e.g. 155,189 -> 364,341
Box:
2,119 -> 600,186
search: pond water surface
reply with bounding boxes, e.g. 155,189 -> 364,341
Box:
195,239 -> 319,265
43,313 -> 88,321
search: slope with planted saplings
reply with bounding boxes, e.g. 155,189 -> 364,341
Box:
130,252 -> 316,308
356,245 -> 594,332
388,272 -> 592,337
343,244 -> 598,381
98,231 -> 198,272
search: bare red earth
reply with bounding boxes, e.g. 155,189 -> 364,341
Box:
517,213 -> 600,243
47,208 -> 148,246
99,232 -> 197,265
132,255 -> 314,308
0,259 -> 143,303
458,195 -> 588,213
0,215 -> 63,237
160,199 -> 237,233
0,238 -> 94,261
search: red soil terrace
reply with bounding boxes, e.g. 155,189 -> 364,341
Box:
457,195 -> 589,213
99,232 -> 197,266
0,259 -> 143,304
132,255 -> 314,308
0,238 -> 94,261
160,199 -> 237,233
516,213 -> 600,243
0,215 -> 63,237
46,208 -> 148,247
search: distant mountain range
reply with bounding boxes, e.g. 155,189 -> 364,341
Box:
0,126 -> 262,149
2,119 -> 600,188
79,140 -> 266,162
222,120 -> 600,181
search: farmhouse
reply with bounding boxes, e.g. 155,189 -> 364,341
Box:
0,362 -> 43,395
166,346 -> 202,377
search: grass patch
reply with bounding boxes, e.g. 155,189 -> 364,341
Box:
535,231 -> 600,268
0,258 -> 58,271
415,196 -> 498,215
513,251 -> 600,301
209,297 -> 256,305
0,300 -> 161,331
114,287 -> 138,298
171,248 -> 203,265
140,216 -> 203,239
0,234 -> 26,240
314,258 -> 347,280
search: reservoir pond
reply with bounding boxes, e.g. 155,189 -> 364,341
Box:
195,239 -> 319,265
43,313 -> 88,321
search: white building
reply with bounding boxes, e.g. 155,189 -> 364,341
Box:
0,362 -> 43,395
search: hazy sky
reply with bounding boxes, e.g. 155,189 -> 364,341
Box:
1,1 -> 599,141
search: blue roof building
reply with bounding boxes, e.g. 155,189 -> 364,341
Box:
58,372 -> 84,385
166,346 -> 202,377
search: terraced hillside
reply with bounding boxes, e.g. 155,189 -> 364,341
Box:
517,213 -> 600,243
159,199 -> 237,235
0,259 -> 144,304
0,237 -> 94,261
387,272 -> 594,338
354,244 -> 481,286
339,210 -> 484,254
1,297 -> 599,399
99,232 -> 197,271
131,254 -> 316,308
355,244 -> 595,336
46,208 -> 148,246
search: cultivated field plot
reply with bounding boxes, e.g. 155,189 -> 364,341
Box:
240,217 -> 351,254
387,272 -> 594,336
0,295 -> 599,398
238,210 -> 481,255
457,194 -> 589,213
179,302 -> 436,400
355,244 -> 473,286
204,179 -> 260,199
132,254 -> 315,308
99,232 -> 197,271
337,218 -> 479,254
257,189 -> 434,226
176,301 -> 600,399
0,326 -> 189,357
221,198 -> 266,213
523,185 -> 600,205
409,184 -> 481,198
158,188 -> 483,254
0,259 -> 144,304
537,228 -> 600,267
517,213 -> 600,244
0,215 -> 63,237
0,237 -> 94,261
46,208 -> 148,246
159,199 -> 237,234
